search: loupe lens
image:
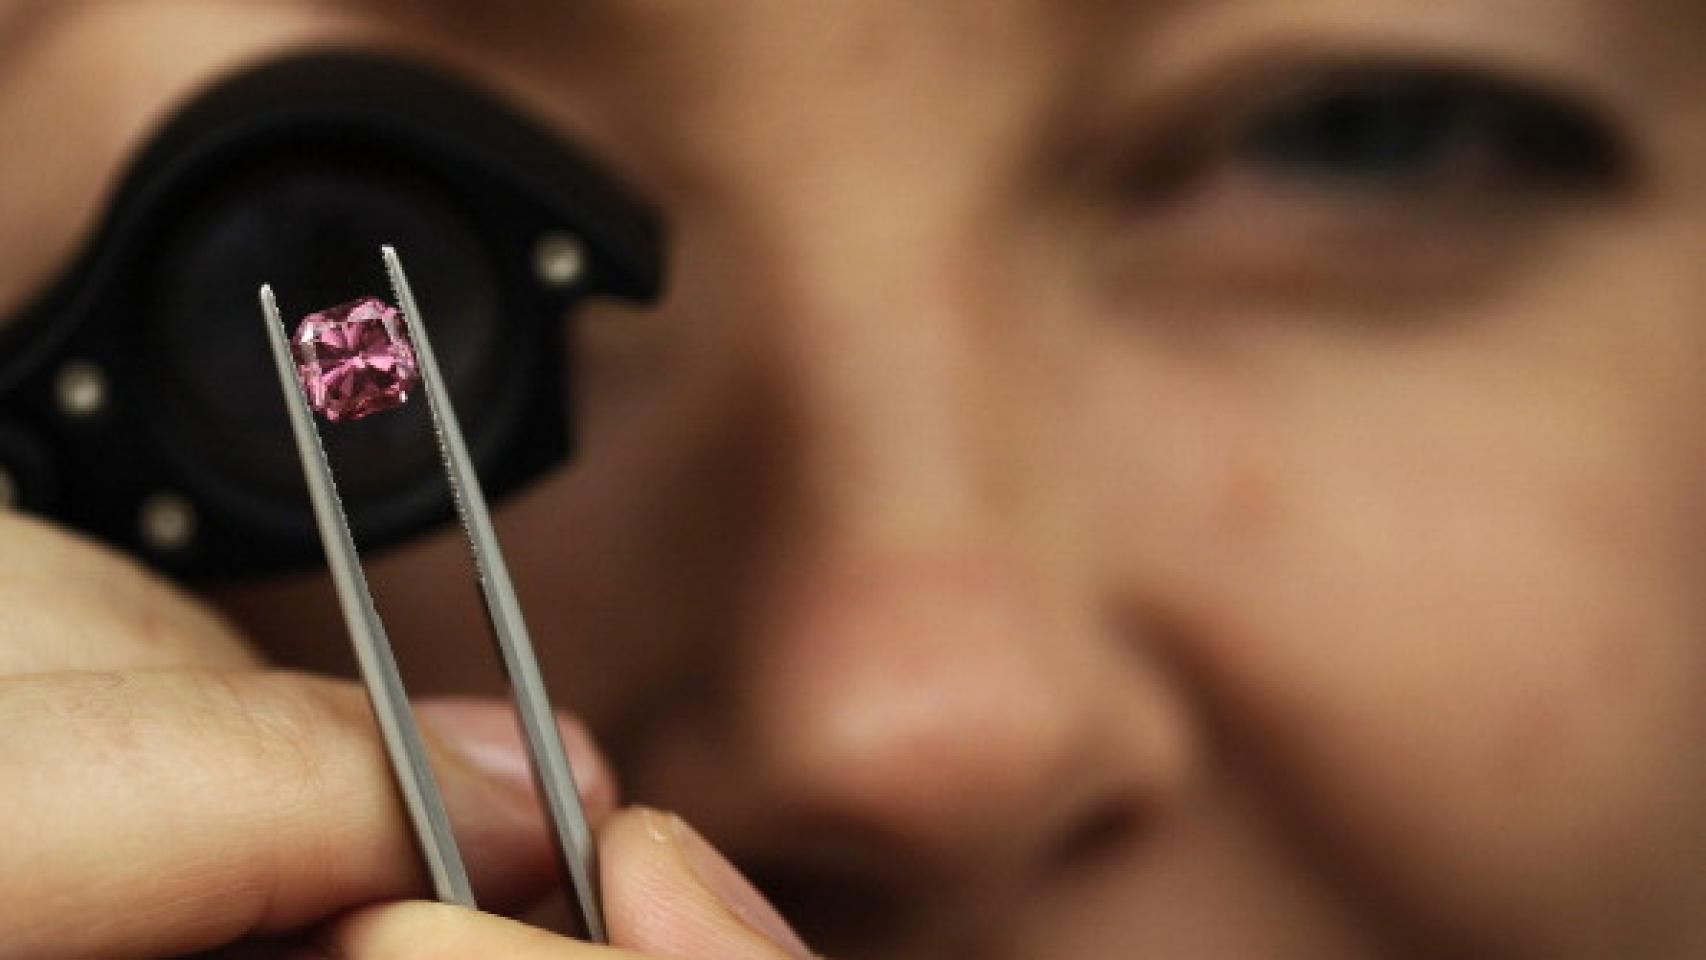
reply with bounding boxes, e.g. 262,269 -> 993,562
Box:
147,159 -> 506,523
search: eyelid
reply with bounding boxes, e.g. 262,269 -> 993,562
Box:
1099,3 -> 1650,122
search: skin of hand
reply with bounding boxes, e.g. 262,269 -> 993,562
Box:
0,510 -> 811,960
6,1 -> 1706,959
317,811 -> 813,960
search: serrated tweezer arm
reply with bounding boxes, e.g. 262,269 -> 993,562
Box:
259,246 -> 605,942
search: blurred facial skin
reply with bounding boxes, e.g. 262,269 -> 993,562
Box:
5,0 -> 1706,956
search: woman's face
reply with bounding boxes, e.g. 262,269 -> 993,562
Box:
7,1 -> 1706,956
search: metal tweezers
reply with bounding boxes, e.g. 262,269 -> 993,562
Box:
258,246 -> 605,941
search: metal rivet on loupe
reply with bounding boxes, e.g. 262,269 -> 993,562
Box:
139,492 -> 198,553
0,466 -> 16,508
534,232 -> 589,289
55,360 -> 109,419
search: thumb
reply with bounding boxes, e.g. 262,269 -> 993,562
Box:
604,809 -> 815,960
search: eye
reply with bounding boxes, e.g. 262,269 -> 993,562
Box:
1089,63 -> 1641,306
1223,66 -> 1628,196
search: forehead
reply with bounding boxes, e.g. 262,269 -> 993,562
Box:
386,0 -> 1691,117
363,0 -> 1698,194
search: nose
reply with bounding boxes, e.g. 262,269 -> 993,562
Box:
743,550 -> 1189,887
666,208 -> 1200,933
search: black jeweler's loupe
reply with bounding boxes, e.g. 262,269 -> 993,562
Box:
0,51 -> 665,580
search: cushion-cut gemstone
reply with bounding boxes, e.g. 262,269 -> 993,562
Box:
293,297 -> 421,422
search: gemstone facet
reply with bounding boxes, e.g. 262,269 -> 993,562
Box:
292,297 -> 421,422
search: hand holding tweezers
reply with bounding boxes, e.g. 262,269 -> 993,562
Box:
259,246 -> 605,941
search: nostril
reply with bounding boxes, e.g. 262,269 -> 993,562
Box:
744,860 -> 912,956
1047,799 -> 1146,873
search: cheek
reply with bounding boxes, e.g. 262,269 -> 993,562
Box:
1084,296 -> 1706,944
1244,416 -> 1706,891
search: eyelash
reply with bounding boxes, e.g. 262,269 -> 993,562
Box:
1132,63 -> 1631,204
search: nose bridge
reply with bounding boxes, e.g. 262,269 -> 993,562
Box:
649,2 -> 1041,547
737,170 -> 1004,552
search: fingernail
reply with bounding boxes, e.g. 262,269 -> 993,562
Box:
415,698 -> 613,811
646,810 -> 813,959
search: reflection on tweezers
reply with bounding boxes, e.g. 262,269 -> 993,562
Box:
259,246 -> 605,942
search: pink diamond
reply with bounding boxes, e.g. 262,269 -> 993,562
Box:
292,297 -> 421,422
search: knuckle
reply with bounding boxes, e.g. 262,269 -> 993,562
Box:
196,672 -> 370,807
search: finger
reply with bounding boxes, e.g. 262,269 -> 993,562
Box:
319,901 -> 650,960
0,511 -> 257,673
602,808 -> 814,960
323,809 -> 816,960
0,671 -> 616,960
